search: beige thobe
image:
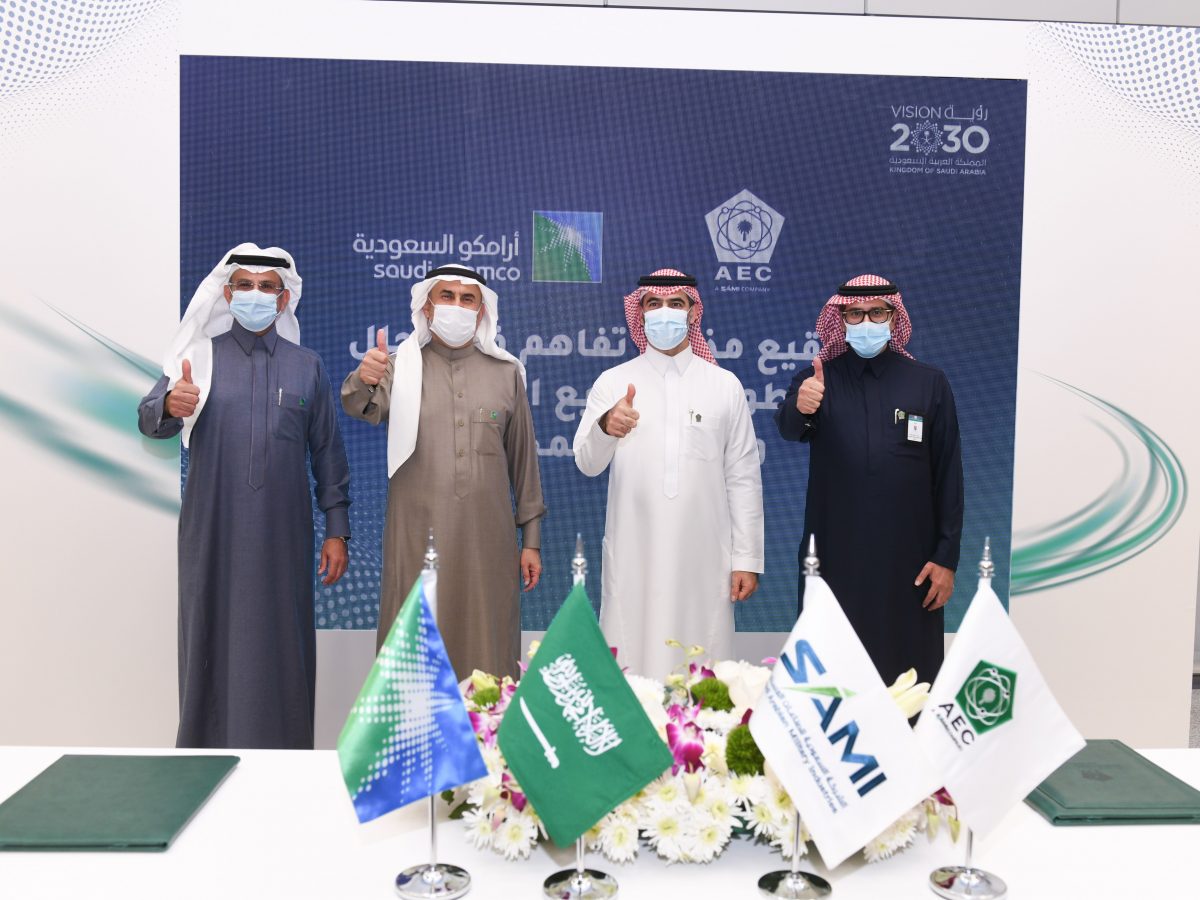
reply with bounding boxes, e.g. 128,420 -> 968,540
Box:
342,341 -> 545,679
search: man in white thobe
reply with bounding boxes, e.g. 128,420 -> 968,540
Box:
573,268 -> 764,678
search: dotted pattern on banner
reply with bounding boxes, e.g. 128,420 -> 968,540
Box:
0,0 -> 165,99
1045,23 -> 1199,136
1031,24 -> 1200,185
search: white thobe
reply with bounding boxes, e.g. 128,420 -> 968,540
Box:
573,346 -> 765,679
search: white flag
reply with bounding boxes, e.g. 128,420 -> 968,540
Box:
750,575 -> 941,868
914,578 -> 1085,837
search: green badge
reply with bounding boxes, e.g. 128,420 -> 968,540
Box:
956,660 -> 1016,734
300,397 -> 306,406
490,410 -> 498,420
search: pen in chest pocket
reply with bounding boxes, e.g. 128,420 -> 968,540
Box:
277,388 -> 282,406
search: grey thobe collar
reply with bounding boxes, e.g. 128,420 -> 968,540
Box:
230,320 -> 281,355
428,339 -> 478,362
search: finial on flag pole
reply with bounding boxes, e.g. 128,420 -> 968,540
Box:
572,533 -> 587,587
423,528 -> 439,572
978,536 -> 994,581
803,534 -> 821,576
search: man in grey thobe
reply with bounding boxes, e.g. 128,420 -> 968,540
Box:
342,264 -> 544,680
138,244 -> 351,749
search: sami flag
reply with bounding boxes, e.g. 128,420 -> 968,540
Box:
750,574 -> 941,868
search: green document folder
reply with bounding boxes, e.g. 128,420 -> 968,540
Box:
1025,739 -> 1200,826
0,754 -> 239,851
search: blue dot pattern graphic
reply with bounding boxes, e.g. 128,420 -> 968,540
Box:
1046,24 -> 1199,135
1,0 -> 164,99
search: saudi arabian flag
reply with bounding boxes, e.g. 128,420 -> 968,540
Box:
337,571 -> 487,824
914,578 -> 1085,837
497,583 -> 672,846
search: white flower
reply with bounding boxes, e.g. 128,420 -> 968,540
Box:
625,673 -> 670,739
771,815 -> 811,859
702,732 -> 729,777
647,774 -> 687,811
712,659 -> 772,710
644,806 -> 686,861
703,790 -> 741,834
694,707 -> 739,733
726,772 -> 767,808
682,813 -> 731,863
863,809 -> 921,863
747,798 -> 785,839
461,807 -> 496,850
492,811 -> 539,860
598,813 -> 639,863
887,668 -> 931,719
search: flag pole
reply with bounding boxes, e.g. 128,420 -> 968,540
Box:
395,528 -> 474,900
541,536 -> 619,900
757,535 -> 833,899
928,538 -> 1008,900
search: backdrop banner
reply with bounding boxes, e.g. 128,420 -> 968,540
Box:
181,56 -> 1026,634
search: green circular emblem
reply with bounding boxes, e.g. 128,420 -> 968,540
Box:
955,660 -> 1016,734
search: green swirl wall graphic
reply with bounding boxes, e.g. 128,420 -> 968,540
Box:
0,300 -> 180,515
1010,374 -> 1187,595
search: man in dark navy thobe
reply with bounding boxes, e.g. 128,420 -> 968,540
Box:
776,273 -> 962,684
138,244 -> 351,749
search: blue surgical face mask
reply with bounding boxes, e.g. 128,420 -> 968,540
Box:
229,289 -> 281,333
845,321 -> 890,358
643,307 -> 689,352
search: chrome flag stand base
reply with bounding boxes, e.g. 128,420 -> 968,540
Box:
395,863 -> 471,899
929,830 -> 1006,900
543,837 -> 618,899
758,812 -> 831,899
395,794 -> 472,898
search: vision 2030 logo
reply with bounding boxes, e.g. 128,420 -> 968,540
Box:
935,659 -> 1017,749
779,639 -> 887,798
705,189 -> 784,285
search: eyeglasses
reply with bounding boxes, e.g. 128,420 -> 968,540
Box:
229,279 -> 285,295
841,306 -> 894,325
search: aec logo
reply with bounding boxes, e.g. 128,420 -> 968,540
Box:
704,189 -> 784,284
936,659 -> 1016,748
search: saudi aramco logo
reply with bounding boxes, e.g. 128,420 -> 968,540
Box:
956,660 -> 1016,735
532,211 -> 603,283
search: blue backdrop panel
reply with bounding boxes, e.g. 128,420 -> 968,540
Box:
181,56 -> 1026,633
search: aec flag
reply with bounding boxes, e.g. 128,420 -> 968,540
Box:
914,578 -> 1085,836
750,574 -> 941,868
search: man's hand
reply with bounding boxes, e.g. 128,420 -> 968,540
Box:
359,329 -> 390,386
319,538 -> 349,585
794,356 -> 825,415
165,359 -> 201,419
601,384 -> 639,437
731,571 -> 758,602
520,548 -> 542,592
915,561 -> 954,610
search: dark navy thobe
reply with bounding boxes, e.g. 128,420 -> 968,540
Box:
776,348 -> 963,684
138,321 -> 351,749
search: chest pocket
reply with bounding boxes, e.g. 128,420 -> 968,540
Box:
683,413 -> 724,462
472,407 -> 507,456
889,410 -> 928,461
273,389 -> 309,442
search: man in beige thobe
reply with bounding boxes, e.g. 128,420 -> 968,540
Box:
342,265 -> 545,679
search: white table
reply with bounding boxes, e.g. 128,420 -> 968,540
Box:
0,747 -> 1194,899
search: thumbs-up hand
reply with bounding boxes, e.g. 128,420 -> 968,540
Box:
795,355 -> 825,415
601,383 -> 639,438
360,329 -> 390,386
166,358 -> 201,419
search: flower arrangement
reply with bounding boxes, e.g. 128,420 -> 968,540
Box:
443,643 -> 960,865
